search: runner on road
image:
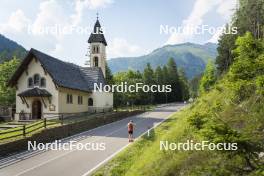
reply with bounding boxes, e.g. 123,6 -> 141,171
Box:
127,120 -> 135,142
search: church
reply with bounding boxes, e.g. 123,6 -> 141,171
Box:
8,18 -> 113,120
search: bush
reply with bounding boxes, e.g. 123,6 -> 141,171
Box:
256,75 -> 264,96
187,112 -> 209,130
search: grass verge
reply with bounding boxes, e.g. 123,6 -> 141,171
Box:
93,85 -> 264,176
93,106 -> 191,176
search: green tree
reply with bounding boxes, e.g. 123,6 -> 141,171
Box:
215,25 -> 237,74
216,0 -> 264,74
154,66 -> 163,84
233,32 -> 263,61
154,66 -> 164,103
0,58 -> 20,106
162,65 -> 169,103
105,62 -> 114,85
199,60 -> 216,93
113,70 -> 143,107
143,63 -> 155,104
178,68 -> 190,101
166,58 -> 181,101
230,32 -> 264,81
189,74 -> 202,98
234,0 -> 264,39
143,63 -> 155,84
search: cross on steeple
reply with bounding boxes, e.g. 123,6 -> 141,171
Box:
96,12 -> 99,20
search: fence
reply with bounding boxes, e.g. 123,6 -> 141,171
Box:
0,110 -> 145,156
17,113 -> 62,120
0,106 -> 150,143
0,118 -> 59,141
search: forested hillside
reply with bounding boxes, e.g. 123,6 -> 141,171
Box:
106,57 -> 190,107
0,35 -> 24,106
0,34 -> 27,63
108,42 -> 217,79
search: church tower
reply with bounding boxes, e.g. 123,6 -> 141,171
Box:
88,15 -> 107,77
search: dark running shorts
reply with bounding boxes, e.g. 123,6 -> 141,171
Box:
128,130 -> 133,134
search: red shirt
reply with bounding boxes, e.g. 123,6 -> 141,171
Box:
128,122 -> 133,131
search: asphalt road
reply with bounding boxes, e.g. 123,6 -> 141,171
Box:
0,103 -> 185,176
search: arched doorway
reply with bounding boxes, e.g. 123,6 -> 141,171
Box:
88,98 -> 93,106
93,57 -> 98,67
32,100 -> 42,119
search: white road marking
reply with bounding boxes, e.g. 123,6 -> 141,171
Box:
81,111 -> 177,176
2,104 -> 185,176
0,112 -> 149,168
12,115 -> 151,176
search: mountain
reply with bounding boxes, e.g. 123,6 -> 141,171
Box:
0,34 -> 217,79
0,34 -> 27,63
108,42 -> 218,79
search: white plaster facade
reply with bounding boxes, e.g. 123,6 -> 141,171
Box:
90,42 -> 106,77
13,18 -> 113,120
14,57 -> 113,120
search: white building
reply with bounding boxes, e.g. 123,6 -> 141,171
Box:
8,18 -> 113,120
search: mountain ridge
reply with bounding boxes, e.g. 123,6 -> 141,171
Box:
108,42 -> 217,79
0,34 -> 27,63
0,33 -> 217,79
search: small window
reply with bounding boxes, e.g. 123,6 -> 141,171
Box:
78,96 -> 83,105
92,46 -> 99,54
33,74 -> 40,86
66,94 -> 73,104
28,77 -> 33,88
40,78 -> 46,87
94,57 -> 98,67
88,98 -> 93,106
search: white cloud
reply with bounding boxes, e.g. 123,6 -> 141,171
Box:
0,0 -> 114,65
71,0 -> 113,25
71,0 -> 86,26
86,0 -> 113,9
108,38 -> 142,58
166,0 -> 237,45
51,43 -> 64,56
207,0 -> 237,43
31,0 -> 70,39
217,0 -> 237,20
0,9 -> 30,32
166,0 -> 221,45
183,0 -> 221,28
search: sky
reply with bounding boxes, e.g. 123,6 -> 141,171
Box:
0,0 -> 237,66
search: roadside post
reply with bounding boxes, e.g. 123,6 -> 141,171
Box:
23,125 -> 26,137
44,118 -> 47,128
61,114 -> 64,125
147,126 -> 151,137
